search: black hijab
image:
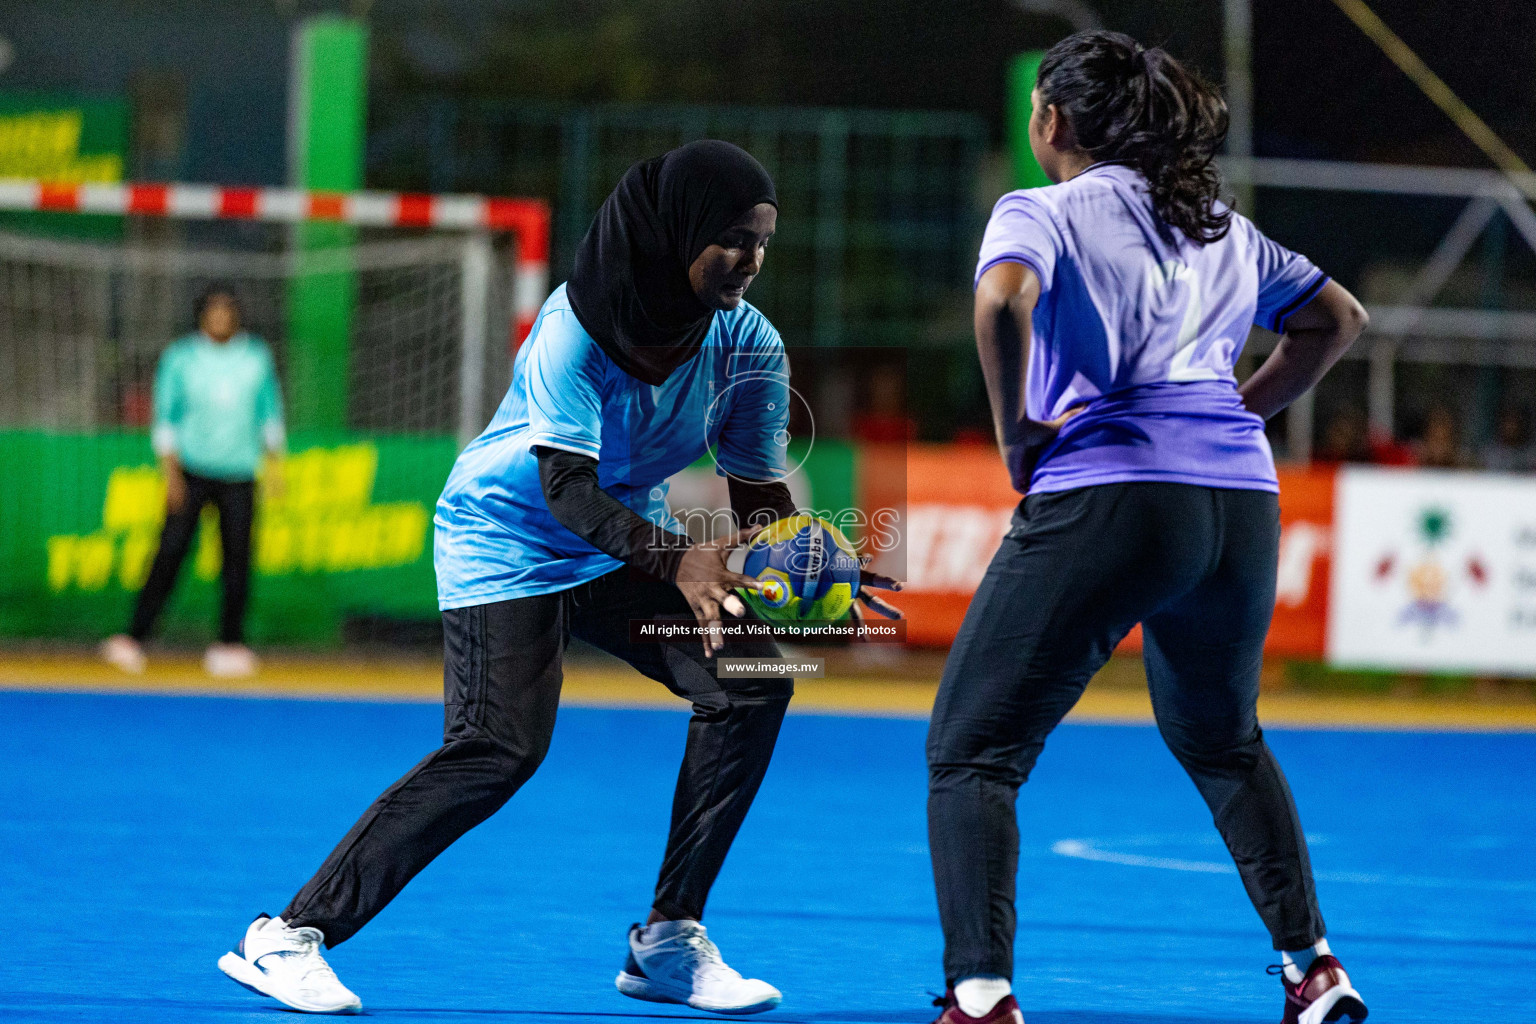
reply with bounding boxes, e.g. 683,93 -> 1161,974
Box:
566,140 -> 777,386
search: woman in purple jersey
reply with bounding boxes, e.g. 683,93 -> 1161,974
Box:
927,32 -> 1370,1024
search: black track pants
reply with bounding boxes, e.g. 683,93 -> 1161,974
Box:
128,471 -> 254,644
283,568 -> 793,946
927,483 -> 1324,983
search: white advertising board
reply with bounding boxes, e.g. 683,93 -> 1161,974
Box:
1328,467 -> 1536,675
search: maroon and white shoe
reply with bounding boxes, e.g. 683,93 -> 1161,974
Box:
1276,955 -> 1368,1024
931,989 -> 1025,1024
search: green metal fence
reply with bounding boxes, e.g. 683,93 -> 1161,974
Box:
370,100 -> 989,351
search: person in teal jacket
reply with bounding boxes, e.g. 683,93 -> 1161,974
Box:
101,285 -> 286,678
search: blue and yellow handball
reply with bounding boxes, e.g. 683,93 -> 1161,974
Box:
736,515 -> 862,622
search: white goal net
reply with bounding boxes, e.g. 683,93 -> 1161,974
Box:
0,228 -> 515,440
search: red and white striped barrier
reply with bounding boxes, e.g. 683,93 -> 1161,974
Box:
0,178 -> 551,345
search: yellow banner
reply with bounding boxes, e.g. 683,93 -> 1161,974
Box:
0,109 -> 123,183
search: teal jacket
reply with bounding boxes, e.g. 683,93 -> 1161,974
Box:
151,333 -> 285,481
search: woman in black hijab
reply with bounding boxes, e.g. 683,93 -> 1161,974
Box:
219,141 -> 896,1017
568,138 -> 777,383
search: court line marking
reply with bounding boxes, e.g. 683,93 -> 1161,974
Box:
1051,838 -> 1536,894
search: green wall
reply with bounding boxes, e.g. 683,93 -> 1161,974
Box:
1,431 -> 453,644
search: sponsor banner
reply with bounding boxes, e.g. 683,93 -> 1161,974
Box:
0,430 -> 454,644
1328,467 -> 1536,675
877,446 -> 1019,647
0,93 -> 126,183
1265,466 -> 1336,656
0,92 -> 128,239
880,444 -> 1336,653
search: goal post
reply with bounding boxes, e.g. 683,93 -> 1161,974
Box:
0,179 -> 550,442
0,178 -> 550,645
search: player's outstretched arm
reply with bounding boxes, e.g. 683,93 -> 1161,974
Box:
1240,280 -> 1368,420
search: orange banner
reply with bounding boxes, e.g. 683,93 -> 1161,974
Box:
1265,467 -> 1335,656
872,444 -> 1334,656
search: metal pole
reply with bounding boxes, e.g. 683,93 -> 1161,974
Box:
1287,386 -> 1314,464
458,231 -> 493,447
558,110 -> 594,280
1367,337 -> 1396,437
814,110 -> 848,348
1223,0 -> 1255,217
286,16 -> 367,433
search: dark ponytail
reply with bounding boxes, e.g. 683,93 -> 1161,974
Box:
1037,30 -> 1232,243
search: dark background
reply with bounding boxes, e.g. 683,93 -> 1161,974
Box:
3,0 -> 1533,451
5,0 -> 1534,186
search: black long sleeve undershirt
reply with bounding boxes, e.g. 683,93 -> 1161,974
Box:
726,475 -> 797,532
536,447 -> 691,581
536,447 -> 797,583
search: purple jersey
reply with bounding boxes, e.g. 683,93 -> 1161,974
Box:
975,162 -> 1327,494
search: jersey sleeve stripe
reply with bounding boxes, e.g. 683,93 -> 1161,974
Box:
975,252 -> 1049,290
1269,271 -> 1329,333
525,433 -> 602,459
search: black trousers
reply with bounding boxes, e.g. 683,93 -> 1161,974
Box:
283,568 -> 793,946
128,471 -> 255,644
927,483 -> 1324,983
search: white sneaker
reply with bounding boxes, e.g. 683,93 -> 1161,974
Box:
615,920 -> 781,1014
217,914 -> 361,1014
100,635 -> 146,674
204,643 -> 258,678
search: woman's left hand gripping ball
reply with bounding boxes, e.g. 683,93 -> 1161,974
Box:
673,529 -> 762,659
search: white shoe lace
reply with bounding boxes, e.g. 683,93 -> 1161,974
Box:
672,930 -> 744,985
273,927 -> 346,995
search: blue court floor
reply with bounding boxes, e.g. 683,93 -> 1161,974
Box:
1,690 -> 1532,1023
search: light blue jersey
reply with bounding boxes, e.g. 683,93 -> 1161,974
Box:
151,332 -> 285,481
976,162 -> 1328,494
435,283 -> 791,609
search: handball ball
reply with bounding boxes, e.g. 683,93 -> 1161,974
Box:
737,516 -> 861,622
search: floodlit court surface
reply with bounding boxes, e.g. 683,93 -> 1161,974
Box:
2,654 -> 1534,1023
